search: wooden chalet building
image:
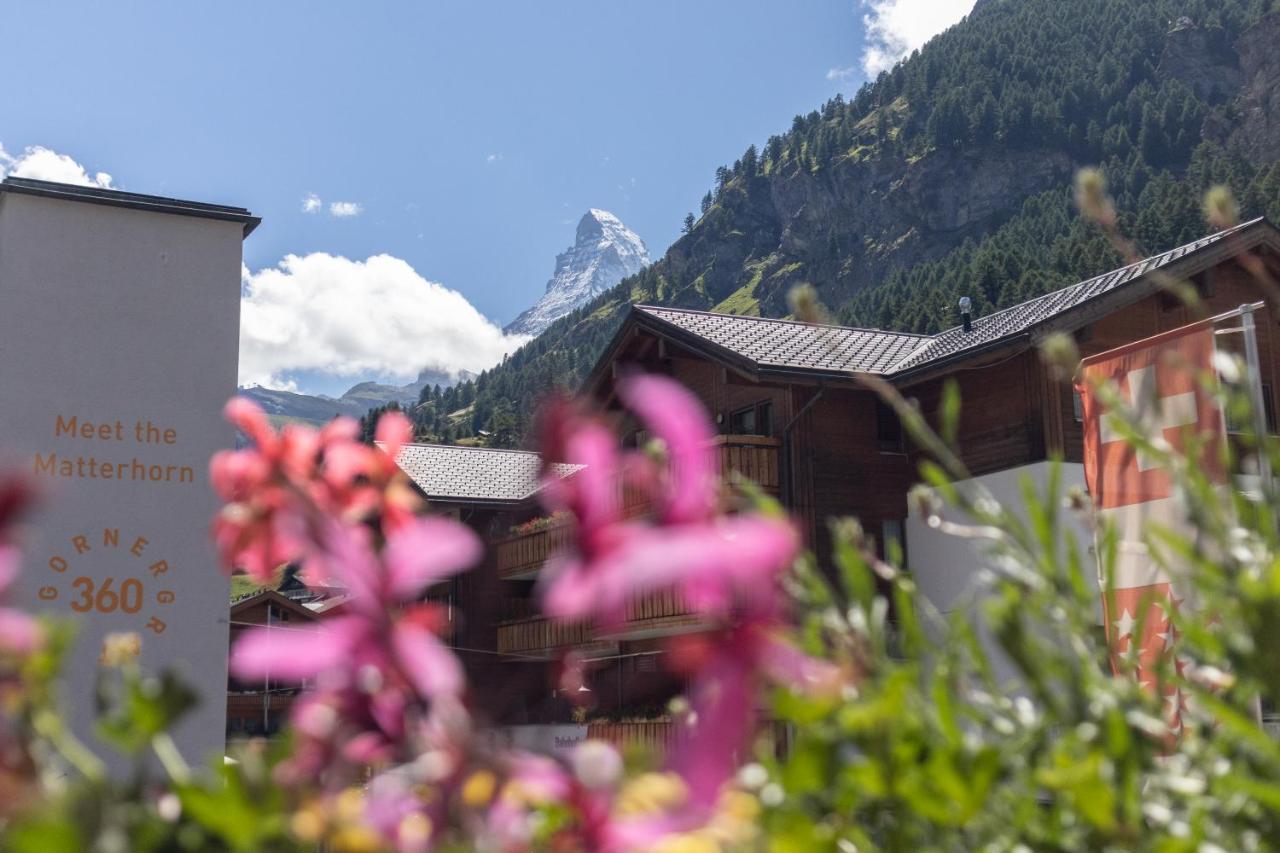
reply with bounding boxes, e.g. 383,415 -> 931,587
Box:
582,219 -> 1280,575
388,218 -> 1280,741
391,444 -> 693,732
390,443 -> 756,747
227,590 -> 327,740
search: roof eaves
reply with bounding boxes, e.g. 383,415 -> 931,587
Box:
630,307 -> 765,380
0,176 -> 261,237
754,362 -> 883,385
580,306 -> 649,399
423,493 -> 534,508
889,333 -> 1033,386
230,589 -> 319,620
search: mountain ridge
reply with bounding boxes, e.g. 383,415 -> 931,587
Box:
504,209 -> 650,336
240,367 -> 472,427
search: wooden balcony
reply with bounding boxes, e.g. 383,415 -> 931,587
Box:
585,718 -> 792,758
714,434 -> 781,497
496,588 -> 704,657
495,434 -> 781,580
496,521 -> 575,580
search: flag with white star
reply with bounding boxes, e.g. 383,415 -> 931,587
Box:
1077,321 -> 1226,736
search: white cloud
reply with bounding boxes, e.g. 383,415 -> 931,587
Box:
328,200 -> 362,217
238,252 -> 529,389
0,143 -> 113,188
486,153 -> 503,163
300,194 -> 362,217
827,66 -> 858,83
860,0 -> 971,76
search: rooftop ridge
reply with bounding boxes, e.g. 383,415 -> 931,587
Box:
391,441 -> 542,458
929,217 -> 1265,340
636,304 -> 930,338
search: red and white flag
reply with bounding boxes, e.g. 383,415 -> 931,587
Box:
1076,322 -> 1227,734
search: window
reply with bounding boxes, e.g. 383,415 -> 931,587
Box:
1194,269 -> 1215,299
882,519 -> 905,565
875,398 -> 905,453
727,401 -> 774,436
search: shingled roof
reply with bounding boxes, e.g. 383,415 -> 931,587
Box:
890,217 -> 1268,374
620,218 -> 1278,384
634,306 -> 930,377
388,443 -> 581,505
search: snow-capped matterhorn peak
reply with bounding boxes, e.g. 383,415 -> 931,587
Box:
505,209 -> 650,336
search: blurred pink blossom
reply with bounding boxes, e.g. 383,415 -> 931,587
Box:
537,375 -> 799,626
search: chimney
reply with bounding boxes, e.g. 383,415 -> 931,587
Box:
959,296 -> 972,333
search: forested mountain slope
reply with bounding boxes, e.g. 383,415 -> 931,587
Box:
445,0 -> 1280,444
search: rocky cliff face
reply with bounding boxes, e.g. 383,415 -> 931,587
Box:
1158,22 -> 1241,104
648,141 -> 1075,319
1227,13 -> 1280,166
505,210 -> 649,336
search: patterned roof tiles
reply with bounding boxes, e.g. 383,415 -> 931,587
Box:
636,307 -> 930,375
631,219 -> 1272,380
889,219 -> 1263,373
387,443 -> 580,504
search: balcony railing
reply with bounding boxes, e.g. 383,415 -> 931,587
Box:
714,434 -> 781,496
495,434 -> 781,580
585,718 -> 792,758
496,588 -> 703,656
496,521 -> 575,580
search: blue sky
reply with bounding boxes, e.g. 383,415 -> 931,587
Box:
0,1 -> 971,395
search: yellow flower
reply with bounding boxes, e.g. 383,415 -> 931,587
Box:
398,813 -> 433,847
334,787 -> 366,824
99,632 -> 141,667
329,825 -> 381,853
289,804 -> 326,842
461,769 -> 497,807
708,790 -> 762,844
654,832 -> 723,853
614,771 -> 689,818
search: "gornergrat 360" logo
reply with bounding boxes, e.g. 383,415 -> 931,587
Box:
39,527 -> 178,636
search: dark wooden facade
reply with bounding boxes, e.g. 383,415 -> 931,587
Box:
226,591 -> 324,740
408,224 -> 1280,742
585,242 -> 1280,565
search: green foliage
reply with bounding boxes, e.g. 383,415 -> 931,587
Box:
96,666 -> 198,755
748,354 -> 1280,850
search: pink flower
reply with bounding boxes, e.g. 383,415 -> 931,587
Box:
210,399 -> 423,581
229,515 -> 481,773
0,546 -> 39,654
538,375 -> 800,625
0,478 -> 40,655
618,375 -> 718,525
486,752 -> 615,851
532,375 -> 841,845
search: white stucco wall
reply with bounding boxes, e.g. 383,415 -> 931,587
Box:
0,187 -> 245,765
905,461 -> 1096,681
